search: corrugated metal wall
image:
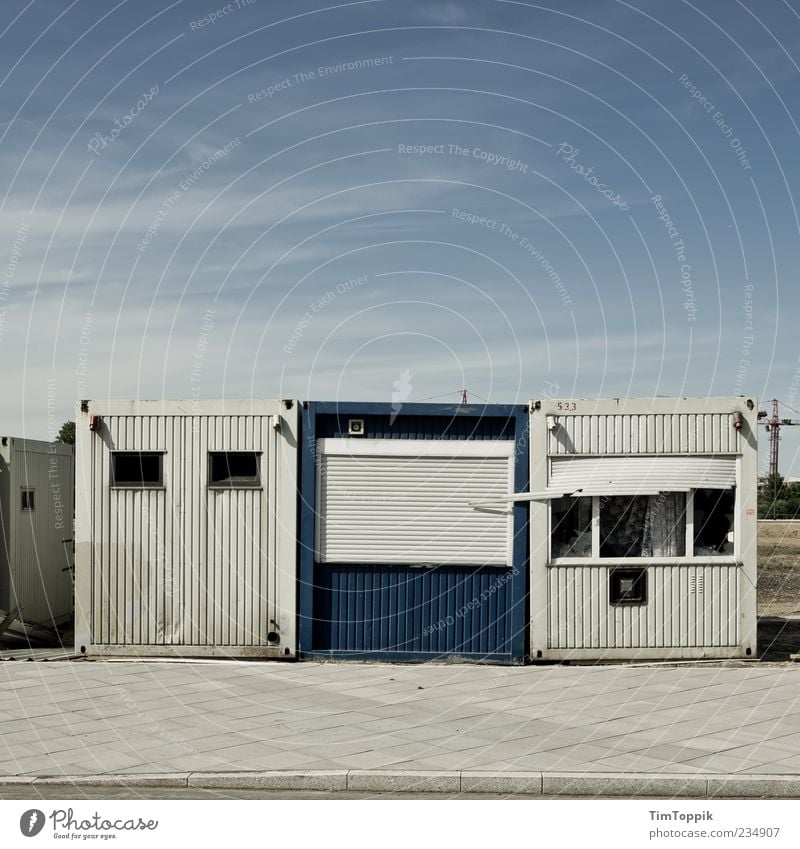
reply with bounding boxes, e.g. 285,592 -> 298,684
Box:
548,413 -> 740,454
546,564 -> 740,649
9,441 -> 73,625
313,565 -> 516,656
89,414 -> 285,648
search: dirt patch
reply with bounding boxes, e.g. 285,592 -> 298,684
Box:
758,521 -> 800,617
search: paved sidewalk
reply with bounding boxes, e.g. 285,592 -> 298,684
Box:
1,661 -> 799,786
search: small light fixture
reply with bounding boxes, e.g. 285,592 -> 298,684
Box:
732,411 -> 744,430
348,418 -> 365,436
89,415 -> 101,432
546,415 -> 558,431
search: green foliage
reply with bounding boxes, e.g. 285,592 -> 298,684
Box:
55,420 -> 75,445
759,472 -> 800,519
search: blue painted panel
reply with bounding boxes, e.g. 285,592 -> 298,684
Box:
312,565 -> 517,657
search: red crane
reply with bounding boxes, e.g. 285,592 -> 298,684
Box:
758,399 -> 800,478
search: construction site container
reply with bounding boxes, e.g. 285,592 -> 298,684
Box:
299,402 -> 529,663
74,400 -> 298,658
0,437 -> 73,631
529,396 -> 758,660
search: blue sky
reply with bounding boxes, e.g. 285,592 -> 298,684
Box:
2,0 -> 800,472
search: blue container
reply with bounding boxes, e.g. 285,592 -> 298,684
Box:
299,402 -> 529,663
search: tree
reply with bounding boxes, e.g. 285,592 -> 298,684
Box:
55,420 -> 75,445
759,472 -> 800,519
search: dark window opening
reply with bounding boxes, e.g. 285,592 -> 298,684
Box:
21,488 -> 34,511
694,488 -> 735,555
600,495 -> 648,557
599,494 -> 687,558
552,496 -> 592,557
610,568 -> 647,605
208,451 -> 261,487
112,452 -> 164,488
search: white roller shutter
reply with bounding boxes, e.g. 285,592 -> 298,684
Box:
549,455 -> 737,496
317,438 -> 514,565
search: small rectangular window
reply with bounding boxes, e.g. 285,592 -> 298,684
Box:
610,568 -> 647,605
552,496 -> 592,557
21,488 -> 34,511
112,452 -> 164,488
208,451 -> 261,488
694,488 -> 735,555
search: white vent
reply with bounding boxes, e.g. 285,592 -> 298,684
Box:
316,438 -> 514,565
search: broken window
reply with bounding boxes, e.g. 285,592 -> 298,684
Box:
694,488 -> 735,556
551,496 -> 592,557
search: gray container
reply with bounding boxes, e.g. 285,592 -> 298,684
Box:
0,437 -> 74,629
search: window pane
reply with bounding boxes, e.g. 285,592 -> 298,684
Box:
600,495 -> 648,557
209,452 -> 260,486
600,494 -> 686,558
551,496 -> 592,557
643,492 -> 686,557
694,488 -> 735,555
112,452 -> 163,487
21,489 -> 34,511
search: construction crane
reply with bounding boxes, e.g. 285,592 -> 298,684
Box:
758,399 -> 800,478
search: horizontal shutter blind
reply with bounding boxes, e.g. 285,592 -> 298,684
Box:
549,455 -> 737,495
317,439 -> 513,565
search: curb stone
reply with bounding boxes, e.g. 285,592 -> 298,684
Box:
0,771 -> 798,797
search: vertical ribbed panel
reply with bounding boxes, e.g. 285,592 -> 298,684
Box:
313,565 -> 514,656
546,565 -> 740,649
91,414 -> 280,647
549,413 -> 739,454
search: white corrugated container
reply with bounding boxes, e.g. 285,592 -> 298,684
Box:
530,397 -> 758,660
0,437 -> 74,628
74,400 -> 298,658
